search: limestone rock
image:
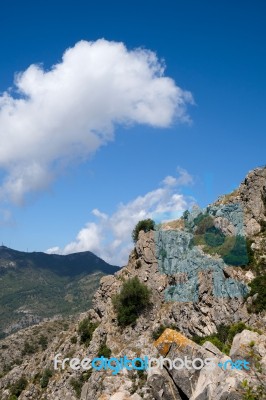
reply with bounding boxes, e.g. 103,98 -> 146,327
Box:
230,329 -> 266,368
1,167 -> 266,400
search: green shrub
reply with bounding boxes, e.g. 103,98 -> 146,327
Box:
8,395 -> 18,400
242,378 -> 266,399
78,318 -> 98,346
132,219 -> 155,243
182,210 -> 190,220
112,276 -> 151,326
10,376 -> 28,397
223,235 -> 249,266
135,359 -> 146,379
246,239 -> 255,268
247,275 -> 266,313
38,335 -> 48,350
152,325 -> 168,340
70,372 -> 91,397
152,324 -> 179,340
260,219 -> 266,233
70,336 -> 77,344
3,363 -> 12,374
21,340 -> 37,356
33,372 -> 41,384
227,322 -> 250,343
204,226 -> 225,247
206,336 -> 225,351
192,323 -> 253,355
194,214 -> 214,234
98,342 -> 112,358
40,368 -> 53,388
192,332 -> 228,354
216,324 -> 230,343
70,377 -> 83,398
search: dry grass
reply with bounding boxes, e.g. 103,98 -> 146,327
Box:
161,219 -> 185,231
215,189 -> 240,205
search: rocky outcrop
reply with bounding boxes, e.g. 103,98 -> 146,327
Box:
0,167 -> 265,399
151,328 -> 266,400
215,167 -> 266,237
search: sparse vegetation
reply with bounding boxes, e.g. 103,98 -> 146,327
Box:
247,275 -> 266,313
97,341 -> 112,358
204,226 -> 225,247
223,235 -> 249,266
192,322 -> 254,355
152,324 -> 179,340
0,247 -> 117,338
112,276 -> 151,326
21,340 -> 37,356
132,219 -> 155,243
241,343 -> 266,400
242,379 -> 266,400
70,335 -> 77,344
70,372 -> 92,398
215,189 -> 239,205
70,377 -> 83,398
38,335 -> 48,350
78,317 -> 99,346
40,368 -> 53,388
194,214 -> 214,234
9,376 -> 28,397
246,239 -> 255,268
260,219 -> 266,233
192,232 -> 250,267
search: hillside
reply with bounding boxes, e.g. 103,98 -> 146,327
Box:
0,166 -> 265,400
0,247 -> 119,338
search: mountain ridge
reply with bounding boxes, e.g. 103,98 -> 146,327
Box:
0,246 -> 118,276
0,166 -> 265,400
0,247 -> 119,338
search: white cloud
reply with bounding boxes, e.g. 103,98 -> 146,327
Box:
162,175 -> 178,186
0,208 -> 13,226
0,39 -> 194,204
175,166 -> 194,186
46,168 -> 195,265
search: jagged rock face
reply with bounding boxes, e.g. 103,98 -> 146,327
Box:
151,329 -> 266,400
0,167 -> 265,400
240,167 -> 266,236
215,167 -> 266,237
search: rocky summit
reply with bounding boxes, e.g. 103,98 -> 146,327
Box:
0,166 -> 265,400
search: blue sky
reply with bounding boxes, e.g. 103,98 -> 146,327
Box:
0,0 -> 265,265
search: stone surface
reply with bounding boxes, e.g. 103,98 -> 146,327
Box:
230,329 -> 266,368
0,167 -> 265,399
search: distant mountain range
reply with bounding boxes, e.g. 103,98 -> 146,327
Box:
0,246 -> 119,338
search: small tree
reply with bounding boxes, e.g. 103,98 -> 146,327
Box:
78,318 -> 99,346
10,376 -> 28,397
40,368 -> 53,388
132,219 -> 155,243
38,335 -> 48,350
247,275 -> 266,313
112,276 -> 151,326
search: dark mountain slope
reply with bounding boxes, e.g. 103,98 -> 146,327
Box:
0,247 -> 119,337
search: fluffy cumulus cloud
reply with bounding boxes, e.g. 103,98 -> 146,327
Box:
46,168 -> 195,265
0,39 -> 194,204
